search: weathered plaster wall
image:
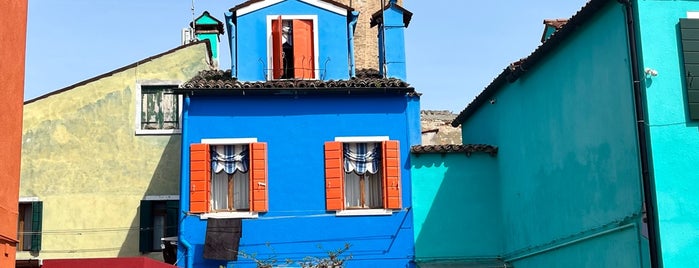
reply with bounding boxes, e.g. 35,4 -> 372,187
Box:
635,1 -> 699,266
411,153 -> 501,263
0,1 -> 28,267
18,42 -> 210,260
460,2 -> 647,267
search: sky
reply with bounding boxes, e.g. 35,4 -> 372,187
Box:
24,0 -> 588,113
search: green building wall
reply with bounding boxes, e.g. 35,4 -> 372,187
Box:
18,42 -> 211,261
411,153 -> 502,264
635,1 -> 699,266
426,2 -> 649,267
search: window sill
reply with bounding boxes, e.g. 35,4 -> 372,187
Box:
135,129 -> 181,135
335,209 -> 394,217
200,211 -> 259,219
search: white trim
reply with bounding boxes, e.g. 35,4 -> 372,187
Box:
201,138 -> 258,144
237,0 -> 347,16
144,195 -> 179,201
334,136 -> 390,142
335,209 -> 394,217
688,11 -> 699,19
19,197 -> 40,202
135,81 -> 183,135
200,211 -> 259,219
299,0 -> 348,15
266,15 -> 320,80
236,0 -> 284,16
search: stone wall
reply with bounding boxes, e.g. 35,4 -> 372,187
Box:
420,110 -> 462,145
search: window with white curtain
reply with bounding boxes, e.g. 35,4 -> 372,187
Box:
210,144 -> 251,212
343,142 -> 383,209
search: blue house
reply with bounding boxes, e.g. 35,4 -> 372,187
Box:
174,1 -> 419,267
409,0 -> 699,267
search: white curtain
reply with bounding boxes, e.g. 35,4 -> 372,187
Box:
211,171 -> 249,211
345,171 -> 383,209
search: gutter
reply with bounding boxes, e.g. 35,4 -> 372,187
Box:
617,0 -> 660,267
179,95 -> 194,268
348,11 -> 359,78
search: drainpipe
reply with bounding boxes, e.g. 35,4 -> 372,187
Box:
617,1 -> 660,267
179,95 -> 194,268
347,11 -> 359,77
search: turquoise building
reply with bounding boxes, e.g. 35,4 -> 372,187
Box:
412,0 -> 699,267
175,1 -> 419,267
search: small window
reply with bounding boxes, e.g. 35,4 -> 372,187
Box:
137,85 -> 181,134
324,140 -> 402,212
139,199 -> 178,253
270,16 -> 316,80
17,201 -> 42,252
189,142 -> 269,215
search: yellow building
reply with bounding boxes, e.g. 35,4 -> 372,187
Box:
18,41 -> 212,263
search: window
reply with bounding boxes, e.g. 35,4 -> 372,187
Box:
136,84 -> 181,134
679,18 -> 699,120
324,139 -> 402,213
17,201 -> 42,252
270,16 -> 317,80
189,141 -> 269,217
139,198 -> 178,253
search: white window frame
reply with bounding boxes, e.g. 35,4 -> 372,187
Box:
266,15 -> 320,80
135,81 -> 183,135
333,136 -> 396,216
199,138 -> 260,219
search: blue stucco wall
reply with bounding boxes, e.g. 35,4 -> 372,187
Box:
233,0 -> 350,81
635,1 -> 699,266
459,2 -> 647,267
411,153 -> 502,263
378,5 -> 408,81
178,93 -> 419,267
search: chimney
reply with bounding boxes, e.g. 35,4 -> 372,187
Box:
192,11 -> 225,67
370,0 -> 412,81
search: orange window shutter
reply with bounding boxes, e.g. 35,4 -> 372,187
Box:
325,142 -> 344,211
190,144 -> 211,213
250,142 -> 269,212
292,20 -> 315,79
272,16 -> 283,79
382,140 -> 402,209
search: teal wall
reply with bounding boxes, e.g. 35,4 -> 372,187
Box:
635,1 -> 699,266
411,153 -> 502,263
457,1 -> 647,267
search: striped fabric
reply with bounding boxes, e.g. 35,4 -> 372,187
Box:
343,143 -> 381,175
211,145 -> 249,174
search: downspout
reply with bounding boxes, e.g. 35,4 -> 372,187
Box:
618,1 -> 660,267
347,11 -> 359,77
179,95 -> 194,268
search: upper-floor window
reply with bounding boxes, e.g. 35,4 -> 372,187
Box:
269,15 -> 318,80
136,84 -> 182,135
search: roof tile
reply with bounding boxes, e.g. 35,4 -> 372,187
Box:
411,144 -> 498,156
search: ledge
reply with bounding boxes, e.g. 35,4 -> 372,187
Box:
199,211 -> 259,219
335,209 -> 394,217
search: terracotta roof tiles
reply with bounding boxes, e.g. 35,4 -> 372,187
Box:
411,144 -> 498,156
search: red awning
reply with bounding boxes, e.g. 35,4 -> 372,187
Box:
42,257 -> 174,268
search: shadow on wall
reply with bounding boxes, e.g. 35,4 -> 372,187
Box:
117,136 -> 182,259
412,153 -> 503,264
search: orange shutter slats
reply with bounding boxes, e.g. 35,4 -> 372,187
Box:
190,144 -> 211,213
250,142 -> 269,212
292,20 -> 315,79
382,140 -> 402,209
325,142 -> 344,211
272,16 -> 283,79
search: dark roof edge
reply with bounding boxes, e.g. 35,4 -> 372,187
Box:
410,144 -> 498,156
173,87 -> 418,96
230,0 -> 354,12
451,0 -> 610,127
24,40 -> 213,105
370,2 -> 413,27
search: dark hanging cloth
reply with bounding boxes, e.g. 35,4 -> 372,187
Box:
203,218 -> 242,260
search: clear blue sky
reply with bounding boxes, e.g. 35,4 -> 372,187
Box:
24,0 -> 587,112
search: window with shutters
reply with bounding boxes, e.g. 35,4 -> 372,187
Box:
139,197 -> 179,253
268,15 -> 318,80
190,139 -> 268,219
325,137 -> 402,216
135,83 -> 182,135
17,201 -> 42,252
680,18 -> 699,120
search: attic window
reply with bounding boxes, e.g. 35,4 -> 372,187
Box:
270,16 -> 317,80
